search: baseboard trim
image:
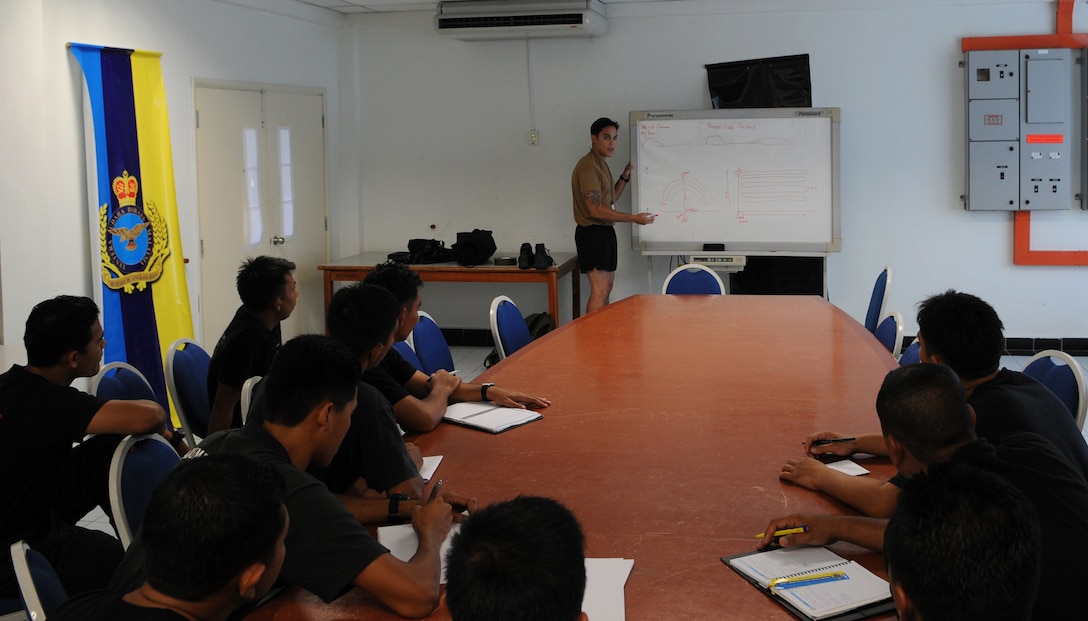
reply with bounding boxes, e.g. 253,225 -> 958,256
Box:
903,336 -> 1088,358
441,328 -> 494,348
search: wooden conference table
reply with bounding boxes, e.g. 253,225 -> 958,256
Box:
318,251 -> 581,324
247,295 -> 899,621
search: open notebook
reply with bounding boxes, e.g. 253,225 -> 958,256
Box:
443,401 -> 542,433
723,547 -> 892,621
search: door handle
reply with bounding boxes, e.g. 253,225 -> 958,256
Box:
271,235 -> 286,245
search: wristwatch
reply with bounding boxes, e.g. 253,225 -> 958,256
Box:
388,493 -> 410,523
481,382 -> 496,402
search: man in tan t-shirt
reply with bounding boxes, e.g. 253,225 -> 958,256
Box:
570,117 -> 656,313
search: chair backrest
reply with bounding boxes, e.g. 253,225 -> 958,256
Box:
10,541 -> 67,621
240,375 -> 262,426
899,340 -> 921,366
662,264 -> 725,295
108,433 -> 180,549
392,341 -> 423,371
873,311 -> 904,357
164,338 -> 211,445
489,295 -> 532,361
864,266 -> 891,333
412,311 -> 456,375
1023,349 -> 1088,430
91,361 -> 156,401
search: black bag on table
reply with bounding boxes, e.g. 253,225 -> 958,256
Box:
451,229 -> 497,266
406,238 -> 454,264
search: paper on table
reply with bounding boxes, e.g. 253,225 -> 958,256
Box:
420,455 -> 442,482
825,460 -> 870,476
582,558 -> 634,621
377,522 -> 460,583
443,401 -> 542,433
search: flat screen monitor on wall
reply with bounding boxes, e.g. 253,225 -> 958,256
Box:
629,107 -> 841,255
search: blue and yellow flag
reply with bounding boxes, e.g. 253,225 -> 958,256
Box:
70,43 -> 193,410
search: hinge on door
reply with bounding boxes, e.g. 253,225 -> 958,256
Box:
322,114 -> 325,129
324,217 -> 328,231
195,110 -> 199,129
200,239 -> 204,257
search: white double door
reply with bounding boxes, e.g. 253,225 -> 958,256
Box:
194,84 -> 328,346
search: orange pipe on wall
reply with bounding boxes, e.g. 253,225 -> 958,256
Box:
963,0 -> 1088,265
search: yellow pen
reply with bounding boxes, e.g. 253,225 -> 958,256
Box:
769,571 -> 847,593
755,526 -> 808,539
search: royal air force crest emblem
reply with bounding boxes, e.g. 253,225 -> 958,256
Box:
99,170 -> 170,293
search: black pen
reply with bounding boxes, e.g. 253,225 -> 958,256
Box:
428,479 -> 443,502
810,437 -> 856,446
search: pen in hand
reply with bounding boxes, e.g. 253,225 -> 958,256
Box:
427,479 -> 443,502
808,437 -> 856,446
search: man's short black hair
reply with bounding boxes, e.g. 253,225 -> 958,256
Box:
590,117 -> 619,136
916,289 -> 1004,380
363,261 -> 424,308
237,256 -> 296,312
325,283 -> 401,357
263,334 -> 360,427
24,295 -> 100,366
875,363 -> 975,465
143,454 -> 286,602
446,496 -> 586,621
885,464 -> 1041,621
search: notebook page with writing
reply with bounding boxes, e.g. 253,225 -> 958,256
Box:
774,560 -> 889,620
728,546 -> 850,588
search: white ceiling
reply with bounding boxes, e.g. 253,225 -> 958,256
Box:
292,0 -> 657,14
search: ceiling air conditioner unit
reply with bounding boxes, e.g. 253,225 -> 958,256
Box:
435,0 -> 608,41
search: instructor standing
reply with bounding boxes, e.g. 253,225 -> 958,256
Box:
571,117 -> 655,313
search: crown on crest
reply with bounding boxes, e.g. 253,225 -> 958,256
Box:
112,171 -> 139,208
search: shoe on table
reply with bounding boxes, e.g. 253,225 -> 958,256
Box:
518,242 -> 533,270
533,243 -> 555,269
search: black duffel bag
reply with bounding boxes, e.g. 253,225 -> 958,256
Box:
451,229 -> 497,266
405,238 -> 454,264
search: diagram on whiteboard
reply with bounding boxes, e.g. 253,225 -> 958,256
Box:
635,116 -> 833,246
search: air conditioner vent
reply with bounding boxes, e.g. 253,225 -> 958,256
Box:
435,0 -> 607,40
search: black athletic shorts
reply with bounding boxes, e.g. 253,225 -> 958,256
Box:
575,225 -> 617,273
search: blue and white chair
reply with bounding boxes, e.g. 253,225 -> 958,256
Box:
10,541 -> 67,621
1023,349 -> 1088,430
108,433 -> 180,549
874,311 -> 903,357
489,295 -> 532,361
662,264 -> 725,295
863,266 -> 891,333
899,340 -> 921,366
91,361 -> 156,402
165,338 -> 211,447
412,311 -> 456,375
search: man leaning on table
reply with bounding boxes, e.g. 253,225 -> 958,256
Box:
363,260 -> 550,432
777,289 -> 1088,519
758,363 -> 1088,621
196,334 -> 468,618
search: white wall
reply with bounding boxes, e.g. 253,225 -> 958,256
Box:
0,0 -> 344,345
5,0 -> 1088,343
346,0 -> 1088,338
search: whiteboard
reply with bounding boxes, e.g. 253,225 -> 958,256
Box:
630,108 -> 841,254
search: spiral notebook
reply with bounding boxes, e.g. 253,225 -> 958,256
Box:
723,547 -> 893,620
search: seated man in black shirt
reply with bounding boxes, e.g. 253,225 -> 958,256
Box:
884,465 -> 1041,621
0,295 -> 172,598
198,334 -> 462,617
782,289 -> 1088,518
760,363 -> 1088,621
363,261 -> 549,432
206,256 -> 297,434
52,454 -> 288,621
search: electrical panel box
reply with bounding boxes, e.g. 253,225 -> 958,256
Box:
964,48 -> 1077,211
